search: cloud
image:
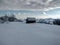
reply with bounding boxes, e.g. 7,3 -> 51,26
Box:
0,0 -> 60,10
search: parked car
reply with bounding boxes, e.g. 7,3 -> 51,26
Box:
26,17 -> 36,23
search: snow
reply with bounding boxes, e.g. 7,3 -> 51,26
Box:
0,22 -> 60,45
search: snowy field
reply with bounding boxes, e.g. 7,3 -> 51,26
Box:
0,22 -> 60,45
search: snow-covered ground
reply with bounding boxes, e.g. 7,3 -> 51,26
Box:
0,22 -> 60,45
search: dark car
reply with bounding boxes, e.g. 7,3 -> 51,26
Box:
26,17 -> 36,23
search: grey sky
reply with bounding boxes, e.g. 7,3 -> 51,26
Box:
0,0 -> 60,10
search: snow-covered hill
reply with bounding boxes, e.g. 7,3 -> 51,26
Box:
0,22 -> 60,45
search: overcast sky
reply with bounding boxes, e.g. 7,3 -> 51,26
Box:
0,0 -> 60,10
0,0 -> 60,19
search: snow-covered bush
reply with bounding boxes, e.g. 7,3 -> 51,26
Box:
0,14 -> 20,23
38,18 -> 54,25
38,19 -> 45,23
0,15 -> 8,23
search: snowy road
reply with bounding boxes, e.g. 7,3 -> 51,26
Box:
0,22 -> 60,45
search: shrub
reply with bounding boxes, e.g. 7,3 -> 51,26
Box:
53,19 -> 60,25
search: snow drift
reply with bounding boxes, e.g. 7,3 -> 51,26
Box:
0,22 -> 60,45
